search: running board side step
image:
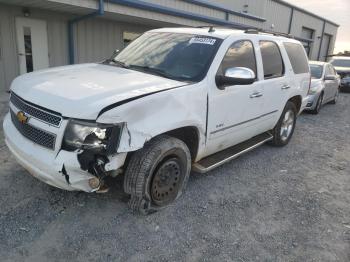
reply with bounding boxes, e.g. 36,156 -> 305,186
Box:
193,132 -> 273,173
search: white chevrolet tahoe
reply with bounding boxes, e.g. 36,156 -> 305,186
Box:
3,27 -> 310,214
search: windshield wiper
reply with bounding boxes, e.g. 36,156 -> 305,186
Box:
102,59 -> 129,68
128,65 -> 174,79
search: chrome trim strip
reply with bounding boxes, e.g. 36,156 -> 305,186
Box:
210,110 -> 278,135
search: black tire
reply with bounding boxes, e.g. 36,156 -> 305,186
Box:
310,93 -> 323,114
329,89 -> 339,104
123,135 -> 191,215
269,101 -> 297,147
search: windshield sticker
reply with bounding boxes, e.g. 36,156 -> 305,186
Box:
189,37 -> 216,45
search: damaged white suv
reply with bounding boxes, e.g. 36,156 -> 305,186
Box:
3,27 -> 310,214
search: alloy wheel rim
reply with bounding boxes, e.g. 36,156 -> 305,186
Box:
151,158 -> 182,206
280,109 -> 295,141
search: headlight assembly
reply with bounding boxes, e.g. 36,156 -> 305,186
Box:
308,88 -> 318,95
62,119 -> 123,154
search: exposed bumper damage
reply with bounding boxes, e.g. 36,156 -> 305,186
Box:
3,113 -> 128,192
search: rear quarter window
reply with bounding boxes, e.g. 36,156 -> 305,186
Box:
283,42 -> 310,74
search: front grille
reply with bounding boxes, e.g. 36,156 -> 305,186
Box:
11,110 -> 56,150
10,93 -> 62,127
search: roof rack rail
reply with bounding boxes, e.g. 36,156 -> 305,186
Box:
195,25 -> 217,33
244,28 -> 294,39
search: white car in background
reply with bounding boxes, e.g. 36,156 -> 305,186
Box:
3,27 -> 310,214
305,61 -> 340,114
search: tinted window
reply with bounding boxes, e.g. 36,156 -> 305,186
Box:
217,40 -> 257,76
284,42 -> 310,74
325,65 -> 333,76
260,41 -> 284,79
310,64 -> 323,79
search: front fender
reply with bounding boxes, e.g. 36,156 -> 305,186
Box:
96,83 -> 207,153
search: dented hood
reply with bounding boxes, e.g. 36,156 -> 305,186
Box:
10,63 -> 187,119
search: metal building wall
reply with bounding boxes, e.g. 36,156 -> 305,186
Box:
146,0 -> 226,20
289,9 -> 324,60
261,0 -> 291,33
0,0 -> 340,93
215,0 -> 266,17
73,18 -> 151,63
0,4 -> 71,92
324,23 -> 339,58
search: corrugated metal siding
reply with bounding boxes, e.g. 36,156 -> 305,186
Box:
215,0 -> 265,16
324,22 -> 338,59
0,4 -> 72,92
261,0 -> 291,32
147,0 -> 225,20
74,18 -> 152,63
290,10 -> 324,60
105,3 -> 212,27
0,4 -> 19,92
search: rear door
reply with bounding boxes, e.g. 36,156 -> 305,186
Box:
257,40 -> 289,128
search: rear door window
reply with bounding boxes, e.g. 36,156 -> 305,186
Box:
259,41 -> 284,79
283,42 -> 310,74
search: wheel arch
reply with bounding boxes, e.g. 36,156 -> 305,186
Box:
163,126 -> 200,161
288,95 -> 302,113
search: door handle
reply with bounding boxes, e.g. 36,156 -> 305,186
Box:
281,85 -> 291,90
250,92 -> 263,98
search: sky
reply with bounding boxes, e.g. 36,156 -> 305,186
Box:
284,0 -> 350,53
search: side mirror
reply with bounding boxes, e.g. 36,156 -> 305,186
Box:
324,75 -> 336,81
216,67 -> 256,90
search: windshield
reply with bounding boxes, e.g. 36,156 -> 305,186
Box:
330,59 -> 350,68
109,32 -> 222,82
310,64 -> 323,79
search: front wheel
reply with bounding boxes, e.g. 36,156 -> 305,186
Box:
310,93 -> 323,114
329,89 -> 339,104
269,101 -> 297,147
123,135 -> 191,215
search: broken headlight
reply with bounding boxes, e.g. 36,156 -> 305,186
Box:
62,120 -> 122,154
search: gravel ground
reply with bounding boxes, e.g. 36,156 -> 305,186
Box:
0,93 -> 349,262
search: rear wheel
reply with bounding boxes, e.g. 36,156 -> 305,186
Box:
269,101 -> 297,147
123,135 -> 191,214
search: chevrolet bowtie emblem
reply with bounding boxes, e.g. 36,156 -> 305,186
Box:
17,111 -> 29,124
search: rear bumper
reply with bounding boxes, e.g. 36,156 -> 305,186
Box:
3,112 -> 98,192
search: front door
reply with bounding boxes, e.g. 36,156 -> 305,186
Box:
258,40 -> 290,128
324,64 -> 338,101
206,40 -> 264,156
15,17 -> 49,74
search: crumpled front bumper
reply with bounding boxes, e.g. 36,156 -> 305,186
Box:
3,112 -> 99,192
304,93 -> 320,110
